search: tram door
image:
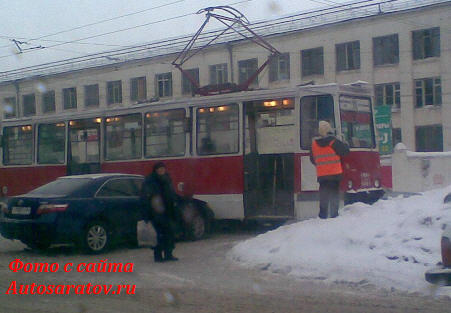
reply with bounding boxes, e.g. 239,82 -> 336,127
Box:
67,118 -> 101,175
243,100 -> 294,218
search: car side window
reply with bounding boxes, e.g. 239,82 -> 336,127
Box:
131,178 -> 144,195
96,178 -> 140,197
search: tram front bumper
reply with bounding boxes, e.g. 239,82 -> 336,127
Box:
344,189 -> 384,205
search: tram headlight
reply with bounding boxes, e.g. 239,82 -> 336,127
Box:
347,180 -> 353,190
374,179 -> 380,188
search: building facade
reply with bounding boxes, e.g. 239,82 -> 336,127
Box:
1,0 -> 450,160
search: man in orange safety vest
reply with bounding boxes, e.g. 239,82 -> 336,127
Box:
310,121 -> 349,219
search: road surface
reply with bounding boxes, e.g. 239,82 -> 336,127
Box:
0,227 -> 450,313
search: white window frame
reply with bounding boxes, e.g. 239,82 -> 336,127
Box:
301,47 -> 324,77
269,53 -> 290,82
209,63 -> 228,85
63,87 -> 77,110
156,73 -> 172,98
107,80 -> 122,105
375,82 -> 400,109
414,77 -> 441,108
336,41 -> 360,71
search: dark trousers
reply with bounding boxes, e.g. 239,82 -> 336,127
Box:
319,180 -> 340,219
152,217 -> 175,256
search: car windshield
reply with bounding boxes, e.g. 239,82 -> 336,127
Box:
27,178 -> 91,196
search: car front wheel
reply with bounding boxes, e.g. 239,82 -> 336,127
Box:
182,204 -> 208,240
190,214 -> 206,240
82,221 -> 110,253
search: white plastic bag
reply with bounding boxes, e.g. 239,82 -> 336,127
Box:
137,220 -> 156,246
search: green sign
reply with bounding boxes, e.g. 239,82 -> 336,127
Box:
375,105 -> 392,155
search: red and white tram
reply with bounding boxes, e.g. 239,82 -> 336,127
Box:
0,83 -> 383,220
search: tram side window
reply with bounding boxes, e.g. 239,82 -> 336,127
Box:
105,114 -> 142,161
300,95 -> 335,150
38,123 -> 65,164
69,119 -> 100,163
3,125 -> 33,165
145,109 -> 185,158
197,104 -> 239,155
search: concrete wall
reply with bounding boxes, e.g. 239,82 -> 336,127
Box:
392,143 -> 451,193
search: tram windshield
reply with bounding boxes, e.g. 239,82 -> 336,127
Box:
339,95 -> 375,148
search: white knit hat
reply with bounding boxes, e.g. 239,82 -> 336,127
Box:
318,121 -> 333,137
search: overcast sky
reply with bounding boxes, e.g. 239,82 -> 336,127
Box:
0,0 -> 351,72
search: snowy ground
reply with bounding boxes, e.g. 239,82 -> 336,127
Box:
230,185 -> 451,295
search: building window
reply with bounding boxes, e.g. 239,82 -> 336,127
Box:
416,125 -> 443,152
85,84 -> 99,107
413,27 -> 440,60
301,47 -> 324,76
415,77 -> 441,107
107,80 -> 122,105
392,128 -> 402,148
63,87 -> 77,110
375,83 -> 400,109
23,94 -> 36,116
336,41 -> 360,71
269,53 -> 290,82
209,63 -> 228,85
238,58 -> 258,86
182,68 -> 199,95
130,77 -> 147,101
156,73 -> 172,98
373,34 -> 399,66
42,91 -> 55,113
3,97 -> 16,119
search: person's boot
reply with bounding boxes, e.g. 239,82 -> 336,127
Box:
164,249 -> 178,261
154,247 -> 164,262
318,206 -> 328,219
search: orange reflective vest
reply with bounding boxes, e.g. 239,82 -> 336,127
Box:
311,139 -> 343,177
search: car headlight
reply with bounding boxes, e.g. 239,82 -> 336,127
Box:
0,202 -> 7,214
347,180 -> 353,189
374,179 -> 380,188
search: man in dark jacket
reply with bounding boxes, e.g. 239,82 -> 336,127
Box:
310,121 -> 349,219
141,162 -> 179,262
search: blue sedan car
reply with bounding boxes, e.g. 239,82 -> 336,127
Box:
0,173 -> 213,253
0,174 -> 144,253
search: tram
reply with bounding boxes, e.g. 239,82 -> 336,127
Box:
0,82 -> 383,220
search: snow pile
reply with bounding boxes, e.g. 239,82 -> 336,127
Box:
230,186 -> 451,293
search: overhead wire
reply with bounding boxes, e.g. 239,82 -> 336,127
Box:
0,0 -> 186,50
0,0 -> 252,62
0,0 -> 447,80
0,0 -> 397,75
